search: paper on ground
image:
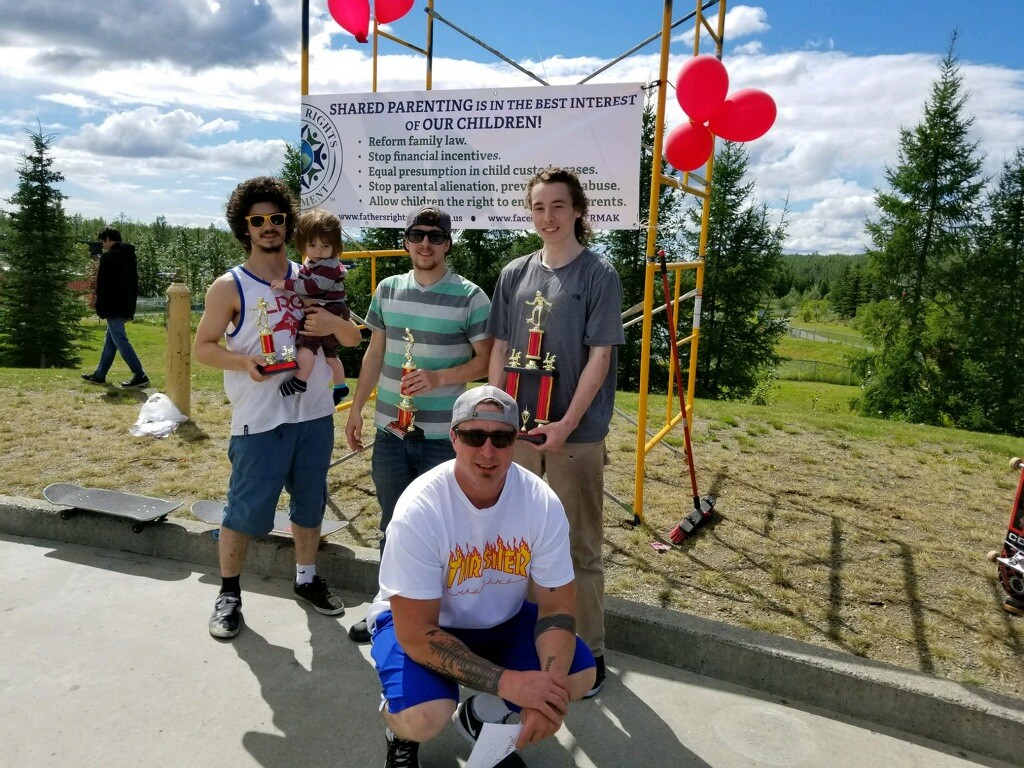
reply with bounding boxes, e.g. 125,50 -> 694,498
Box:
465,722 -> 521,768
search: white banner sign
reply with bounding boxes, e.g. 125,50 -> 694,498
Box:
300,82 -> 644,231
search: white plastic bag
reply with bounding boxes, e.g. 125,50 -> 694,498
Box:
129,392 -> 188,438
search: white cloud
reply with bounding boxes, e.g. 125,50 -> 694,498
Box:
2,0 -> 1022,251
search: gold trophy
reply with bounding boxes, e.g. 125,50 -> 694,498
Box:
253,296 -> 298,374
502,292 -> 556,444
386,328 -> 424,439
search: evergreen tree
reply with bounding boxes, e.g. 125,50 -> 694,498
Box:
0,128 -> 86,367
682,141 -> 787,399
949,146 -> 1024,434
855,37 -> 986,422
448,228 -> 516,298
600,97 -> 683,391
279,141 -> 302,203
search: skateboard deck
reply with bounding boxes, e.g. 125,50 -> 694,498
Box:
189,500 -> 348,540
43,483 -> 181,533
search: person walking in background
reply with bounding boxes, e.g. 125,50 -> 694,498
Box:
487,167 -> 625,699
193,176 -> 361,640
344,205 -> 491,644
81,227 -> 149,388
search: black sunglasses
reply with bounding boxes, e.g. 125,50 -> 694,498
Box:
405,228 -> 447,245
245,212 -> 288,227
454,428 -> 517,448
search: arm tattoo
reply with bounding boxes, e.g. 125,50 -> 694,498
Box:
534,613 -> 576,640
424,629 -> 503,693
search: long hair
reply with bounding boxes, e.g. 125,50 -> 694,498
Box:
525,166 -> 592,245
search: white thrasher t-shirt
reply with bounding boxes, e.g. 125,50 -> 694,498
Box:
366,461 -> 573,631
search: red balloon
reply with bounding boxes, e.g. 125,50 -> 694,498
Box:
675,55 -> 729,123
375,0 -> 414,24
328,0 -> 370,43
707,88 -> 777,142
664,121 -> 714,173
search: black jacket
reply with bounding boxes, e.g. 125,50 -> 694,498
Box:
94,241 -> 139,320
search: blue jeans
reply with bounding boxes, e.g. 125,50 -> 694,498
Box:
95,317 -> 145,378
370,429 -> 455,551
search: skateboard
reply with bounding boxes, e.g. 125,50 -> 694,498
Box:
43,483 -> 181,534
189,500 -> 348,541
986,458 -> 1024,612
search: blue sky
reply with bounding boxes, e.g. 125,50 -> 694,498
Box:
1,1 -> 1022,253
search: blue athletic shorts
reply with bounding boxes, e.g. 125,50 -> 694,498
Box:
223,415 -> 334,536
371,601 -> 596,714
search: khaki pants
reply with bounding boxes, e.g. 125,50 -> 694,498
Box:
514,439 -> 606,656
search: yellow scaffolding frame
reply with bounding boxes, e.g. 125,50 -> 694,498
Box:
633,0 -> 726,522
302,0 -> 726,522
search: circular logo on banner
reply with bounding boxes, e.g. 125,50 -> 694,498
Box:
300,104 -> 343,208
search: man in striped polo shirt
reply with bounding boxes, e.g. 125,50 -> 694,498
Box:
345,206 -> 492,643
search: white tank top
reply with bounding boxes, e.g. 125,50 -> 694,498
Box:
223,264 -> 334,436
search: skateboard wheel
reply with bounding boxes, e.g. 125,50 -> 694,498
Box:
987,550 -> 1001,562
132,523 -> 145,534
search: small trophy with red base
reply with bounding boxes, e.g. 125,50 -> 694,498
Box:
253,296 -> 298,375
386,328 -> 425,439
503,292 -> 555,445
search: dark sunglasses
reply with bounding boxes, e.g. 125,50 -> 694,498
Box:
454,428 -> 517,448
405,228 -> 447,245
245,212 -> 288,227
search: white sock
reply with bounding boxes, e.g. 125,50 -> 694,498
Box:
472,693 -> 512,723
296,564 -> 316,585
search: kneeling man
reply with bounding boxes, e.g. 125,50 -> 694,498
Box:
365,386 -> 597,767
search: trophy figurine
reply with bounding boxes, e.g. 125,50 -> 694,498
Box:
253,296 -> 298,374
386,328 -> 424,439
523,291 -> 553,369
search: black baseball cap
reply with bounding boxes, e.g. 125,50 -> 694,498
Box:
405,206 -> 451,239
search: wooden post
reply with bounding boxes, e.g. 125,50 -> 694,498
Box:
165,278 -> 191,417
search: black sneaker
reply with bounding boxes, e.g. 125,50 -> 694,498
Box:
81,373 -> 106,384
120,373 -> 150,388
332,383 -> 350,406
294,575 -> 345,615
349,618 -> 371,643
452,696 -> 525,766
385,728 -> 420,768
1003,595 -> 1024,616
583,654 -> 606,699
209,592 -> 242,638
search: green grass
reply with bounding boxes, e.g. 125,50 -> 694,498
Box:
778,335 -> 860,367
78,315 -> 223,392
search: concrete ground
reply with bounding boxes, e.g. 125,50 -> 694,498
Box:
1,533 -> 1018,768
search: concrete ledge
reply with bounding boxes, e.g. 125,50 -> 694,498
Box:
2,494 -> 1022,764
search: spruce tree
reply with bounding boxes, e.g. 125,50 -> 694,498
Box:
951,147 -> 1024,434
0,128 -> 86,367
856,37 -> 986,422
682,141 -> 787,399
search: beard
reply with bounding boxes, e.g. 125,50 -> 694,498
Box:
251,237 -> 285,257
